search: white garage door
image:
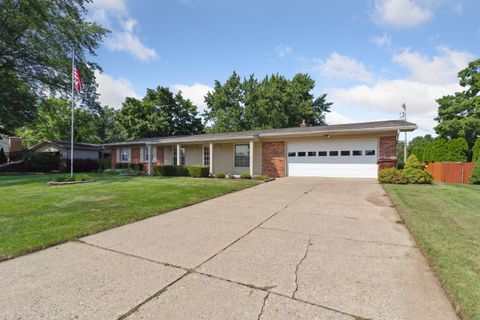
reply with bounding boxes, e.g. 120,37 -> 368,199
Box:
287,138 -> 379,178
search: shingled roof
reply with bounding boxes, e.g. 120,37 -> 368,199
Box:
104,120 -> 416,146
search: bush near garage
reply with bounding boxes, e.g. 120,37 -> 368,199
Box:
239,172 -> 252,179
380,155 -> 433,184
469,162 -> 480,184
63,159 -> 100,172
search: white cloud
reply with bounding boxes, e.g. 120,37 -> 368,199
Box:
170,83 -> 213,113
95,71 -> 139,108
107,29 -> 159,62
393,46 -> 474,84
373,0 -> 433,27
370,33 -> 392,48
313,52 -> 376,83
328,46 -> 472,124
90,1 -> 158,62
325,111 -> 359,125
275,44 -> 293,58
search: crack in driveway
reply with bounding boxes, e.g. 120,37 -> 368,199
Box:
293,236 -> 312,299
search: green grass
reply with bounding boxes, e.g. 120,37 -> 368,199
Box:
384,183 -> 480,320
0,174 -> 258,261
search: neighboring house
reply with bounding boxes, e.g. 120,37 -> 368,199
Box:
105,120 -> 416,178
30,141 -> 111,160
0,137 -> 24,162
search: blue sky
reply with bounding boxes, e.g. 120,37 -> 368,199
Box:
88,0 -> 479,137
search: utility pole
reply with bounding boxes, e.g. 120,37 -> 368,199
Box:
400,103 -> 407,163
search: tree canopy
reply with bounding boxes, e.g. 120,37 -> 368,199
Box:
116,86 -> 204,140
204,72 -> 332,132
0,0 -> 108,135
435,59 -> 480,149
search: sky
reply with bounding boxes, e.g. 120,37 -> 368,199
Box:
87,0 -> 479,138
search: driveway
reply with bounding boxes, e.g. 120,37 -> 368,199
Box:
0,178 -> 458,319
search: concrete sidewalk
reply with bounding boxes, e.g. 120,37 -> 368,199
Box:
0,178 -> 458,319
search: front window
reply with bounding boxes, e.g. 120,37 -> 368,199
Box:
120,148 -> 129,162
172,146 -> 185,165
143,146 -> 156,162
203,146 -> 210,166
234,144 -> 249,167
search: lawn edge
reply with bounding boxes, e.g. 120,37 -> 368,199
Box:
0,179 -> 261,263
381,184 -> 464,320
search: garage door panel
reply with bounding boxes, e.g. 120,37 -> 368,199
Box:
287,138 -> 379,178
288,163 -> 378,178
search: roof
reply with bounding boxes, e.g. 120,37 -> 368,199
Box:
104,120 -> 417,146
30,140 -> 105,151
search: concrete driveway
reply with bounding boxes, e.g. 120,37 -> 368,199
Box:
0,178 -> 458,320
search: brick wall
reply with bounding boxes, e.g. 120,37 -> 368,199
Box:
156,146 -> 164,165
111,148 -> 117,168
9,137 -> 23,152
378,136 -> 397,170
262,141 -> 285,177
131,147 -> 140,164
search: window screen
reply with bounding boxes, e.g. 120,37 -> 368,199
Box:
234,144 -> 250,167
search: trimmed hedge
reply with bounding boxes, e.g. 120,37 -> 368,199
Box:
469,162 -> 480,184
379,155 -> 433,184
24,152 -> 59,172
115,163 -> 144,171
154,165 -> 209,178
64,158 -> 100,173
379,168 -> 408,184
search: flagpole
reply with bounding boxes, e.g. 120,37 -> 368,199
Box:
70,50 -> 75,177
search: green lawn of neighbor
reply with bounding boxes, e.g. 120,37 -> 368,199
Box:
384,183 -> 480,320
0,174 -> 258,261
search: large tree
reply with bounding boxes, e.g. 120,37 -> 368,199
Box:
204,72 -> 332,132
16,97 -> 100,147
0,0 -> 108,135
116,86 -> 204,140
435,59 -> 480,152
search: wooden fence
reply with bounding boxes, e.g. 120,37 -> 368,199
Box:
425,162 -> 475,184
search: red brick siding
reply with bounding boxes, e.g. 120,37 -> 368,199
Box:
9,137 -> 23,152
156,146 -> 164,165
111,148 -> 117,168
378,136 -> 397,170
262,141 -> 285,177
131,147 -> 140,164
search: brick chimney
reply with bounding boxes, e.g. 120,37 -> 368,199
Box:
300,119 -> 307,128
9,137 -> 23,152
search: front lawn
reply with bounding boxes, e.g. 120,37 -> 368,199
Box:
384,183 -> 480,320
0,174 -> 258,261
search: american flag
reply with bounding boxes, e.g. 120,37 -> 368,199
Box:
73,62 -> 83,92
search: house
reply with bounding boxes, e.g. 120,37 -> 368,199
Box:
105,120 -> 416,178
0,137 -> 24,162
30,141 -> 111,160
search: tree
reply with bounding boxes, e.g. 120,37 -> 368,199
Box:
204,72 -> 332,132
422,138 -> 447,163
95,106 -> 127,143
397,140 -> 405,169
16,97 -> 99,147
0,147 -> 7,164
0,0 -> 108,135
204,72 -> 245,132
469,162 -> 480,184
407,135 -> 433,155
117,87 -> 204,140
472,139 -> 480,162
435,59 -> 480,156
445,137 -> 468,162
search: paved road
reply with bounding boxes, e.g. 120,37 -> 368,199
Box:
0,178 -> 458,319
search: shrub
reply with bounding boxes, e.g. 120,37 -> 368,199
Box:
445,137 -> 468,162
469,162 -> 480,184
154,165 -> 177,176
240,172 -> 252,179
115,163 -> 143,171
472,139 -> 480,163
215,172 -> 225,179
255,174 -> 269,181
0,147 -> 7,164
24,152 -> 59,172
404,154 -> 423,170
54,174 -> 91,182
404,168 -> 433,184
64,158 -> 100,172
185,165 -> 209,178
379,168 -> 408,184
99,158 -> 111,170
115,163 -> 130,169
